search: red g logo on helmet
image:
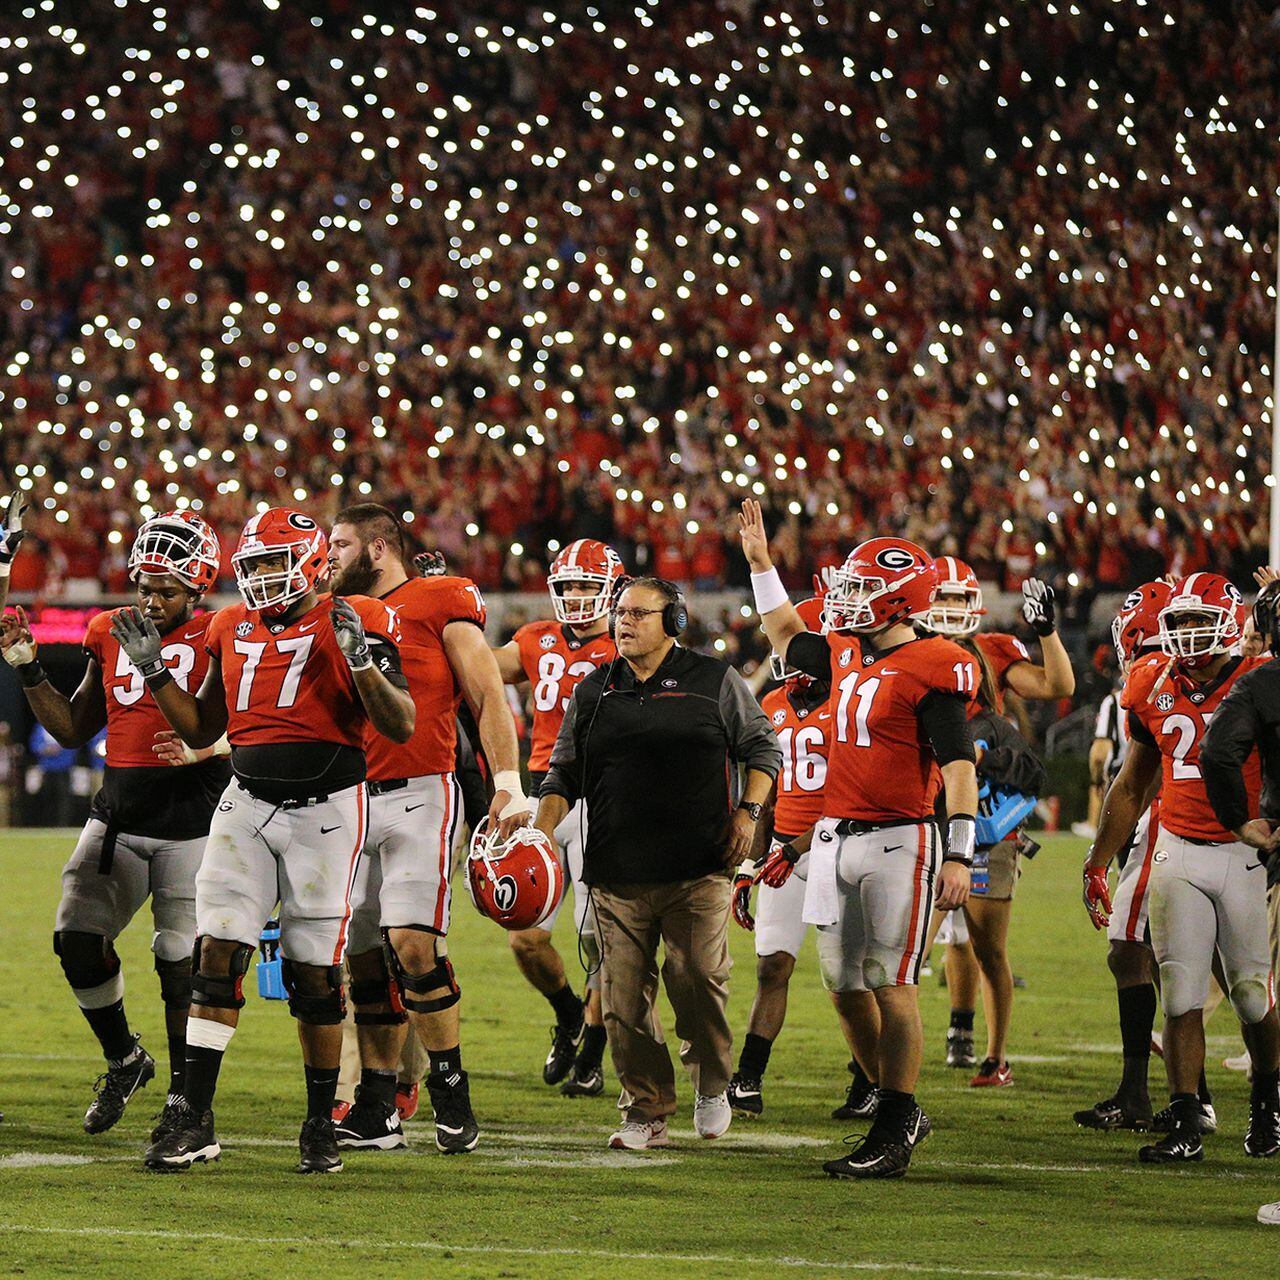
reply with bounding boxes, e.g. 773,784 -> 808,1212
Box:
466,818 -> 565,931
1111,580 -> 1173,667
823,537 -> 938,634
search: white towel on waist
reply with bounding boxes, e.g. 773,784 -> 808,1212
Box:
802,819 -> 841,926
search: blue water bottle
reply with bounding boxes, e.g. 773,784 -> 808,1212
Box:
256,918 -> 288,1000
970,846 -> 990,897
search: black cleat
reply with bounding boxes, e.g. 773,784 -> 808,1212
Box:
1073,1096 -> 1152,1131
144,1102 -> 220,1172
727,1073 -> 763,1117
84,1039 -> 155,1134
427,1069 -> 479,1154
560,1063 -> 605,1098
334,1095 -> 406,1150
945,1028 -> 976,1070
905,1105 -> 931,1149
1151,1101 -> 1216,1135
1245,1105 -> 1280,1158
824,1131 -> 913,1180
832,1075 -> 879,1122
298,1115 -> 343,1173
1139,1125 -> 1203,1163
148,1093 -> 191,1147
543,1022 -> 583,1086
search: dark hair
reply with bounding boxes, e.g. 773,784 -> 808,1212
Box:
334,503 -> 407,565
957,635 -> 999,711
624,576 -> 684,607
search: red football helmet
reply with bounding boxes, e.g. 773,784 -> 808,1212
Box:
771,595 -> 828,682
232,508 -> 329,617
823,537 -> 938,634
547,539 -> 626,627
1158,573 -> 1245,668
1111,580 -> 1174,669
466,818 -> 565,931
129,510 -> 221,594
925,556 -> 984,637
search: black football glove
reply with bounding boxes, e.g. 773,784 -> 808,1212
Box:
1021,578 -> 1057,637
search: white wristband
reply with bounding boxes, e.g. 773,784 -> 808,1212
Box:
750,567 -> 789,615
493,770 -> 524,800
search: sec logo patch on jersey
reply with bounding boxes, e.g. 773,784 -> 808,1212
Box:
235,620 -> 254,638
539,634 -> 557,649
1155,692 -> 1174,711
772,709 -> 786,725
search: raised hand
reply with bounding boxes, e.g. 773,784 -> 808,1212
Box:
331,597 -> 373,671
737,499 -> 772,571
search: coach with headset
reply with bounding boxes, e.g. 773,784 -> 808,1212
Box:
535,576 -> 781,1149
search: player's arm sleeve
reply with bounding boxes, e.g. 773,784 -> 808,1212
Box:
917,691 -> 976,766
1126,710 -> 1156,747
541,688 -> 582,805
367,636 -> 409,690
719,666 -> 782,778
1201,681 -> 1264,833
785,630 -> 832,682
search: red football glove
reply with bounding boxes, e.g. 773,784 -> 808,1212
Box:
732,867 -> 756,931
1083,862 -> 1112,930
759,841 -> 799,889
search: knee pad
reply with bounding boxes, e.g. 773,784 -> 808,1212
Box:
190,936 -> 254,1012
382,925 -> 460,1014
1157,960 -> 1204,1020
348,949 -> 408,1026
154,956 -> 192,1012
281,958 -> 346,1025
1229,974 -> 1274,1026
54,931 -> 123,1007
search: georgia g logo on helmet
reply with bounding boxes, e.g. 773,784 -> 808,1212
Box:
875,546 -> 918,572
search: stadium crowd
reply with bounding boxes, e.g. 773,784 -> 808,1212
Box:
0,0 -> 1276,605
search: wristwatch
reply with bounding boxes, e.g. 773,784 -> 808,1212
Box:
739,801 -> 763,821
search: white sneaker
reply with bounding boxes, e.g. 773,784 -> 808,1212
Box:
693,1091 -> 732,1139
608,1118 -> 670,1150
1224,1052 -> 1252,1073
1259,1201 -> 1280,1225
1071,821 -> 1097,839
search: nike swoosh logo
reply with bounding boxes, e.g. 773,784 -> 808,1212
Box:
405,803 -> 424,813
905,1113 -> 922,1143
878,669 -> 900,675
437,1123 -> 465,1135
883,844 -> 903,854
1246,862 -> 1263,871
320,824 -> 340,834
299,621 -> 319,632
183,630 -> 202,641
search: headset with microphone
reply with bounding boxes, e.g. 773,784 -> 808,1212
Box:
606,575 -> 688,640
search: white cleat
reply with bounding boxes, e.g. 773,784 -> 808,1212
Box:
608,1118 -> 671,1150
693,1091 -> 732,1139
1258,1201 -> 1280,1225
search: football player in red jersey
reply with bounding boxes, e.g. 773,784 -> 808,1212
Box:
0,511 -> 227,1139
727,595 -> 879,1123
1085,573 -> 1280,1163
492,538 -> 624,1094
113,507 -> 415,1175
740,500 -> 979,1180
1074,581 -> 1174,1133
326,503 -> 522,1155
923,557 -> 1075,1084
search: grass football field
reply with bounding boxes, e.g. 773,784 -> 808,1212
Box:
0,830 -> 1273,1279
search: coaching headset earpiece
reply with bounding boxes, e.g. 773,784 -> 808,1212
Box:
607,576 -> 687,639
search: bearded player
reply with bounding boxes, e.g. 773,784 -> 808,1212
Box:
741,500 -> 978,1180
114,508 -> 415,1174
1084,573 -> 1280,1163
1,512 -> 227,1138
492,539 -> 624,1094
326,504 -> 525,1154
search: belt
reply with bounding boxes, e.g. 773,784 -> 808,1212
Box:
1178,833 -> 1231,847
367,777 -> 409,796
833,817 -> 934,837
279,793 -> 331,810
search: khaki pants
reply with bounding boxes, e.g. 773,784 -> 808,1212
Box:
594,875 -> 733,1122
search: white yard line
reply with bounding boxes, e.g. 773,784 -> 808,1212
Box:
0,1221 -> 1158,1280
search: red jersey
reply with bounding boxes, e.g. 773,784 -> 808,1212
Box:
365,575 -> 486,781
819,632 -> 979,822
1122,652 -> 1264,843
762,683 -> 830,838
84,610 -> 216,768
974,631 -> 1030,714
514,619 -> 616,772
205,595 -> 401,748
